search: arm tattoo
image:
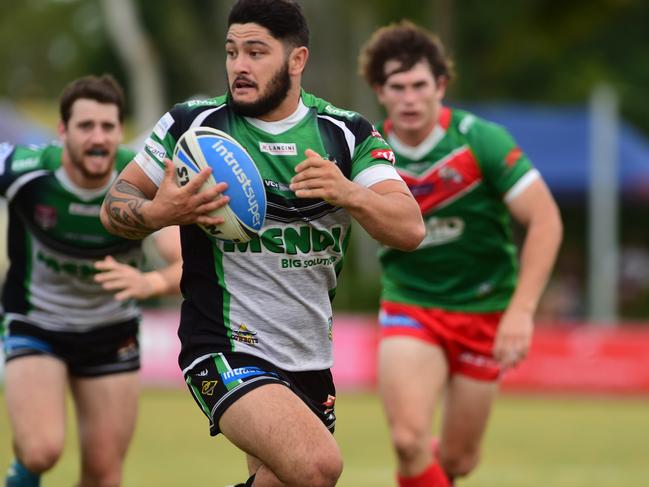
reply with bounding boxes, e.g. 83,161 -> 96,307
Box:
103,179 -> 156,240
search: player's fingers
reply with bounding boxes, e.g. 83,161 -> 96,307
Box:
114,288 -> 135,301
291,166 -> 323,183
184,167 -> 213,193
94,265 -> 133,280
99,277 -> 131,290
94,255 -> 117,269
195,215 -> 226,226
304,148 -> 320,159
163,158 -> 176,182
195,185 -> 228,205
295,151 -> 324,172
94,262 -> 127,275
293,188 -> 323,199
195,196 -> 230,215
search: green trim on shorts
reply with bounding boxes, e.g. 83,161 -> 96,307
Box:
186,375 -> 212,417
212,353 -> 241,391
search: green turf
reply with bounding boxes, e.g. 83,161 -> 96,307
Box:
1,388 -> 648,486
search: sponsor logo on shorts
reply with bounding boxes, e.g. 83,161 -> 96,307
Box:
322,394 -> 337,423
322,394 -> 336,411
232,324 -> 259,345
220,366 -> 268,384
201,380 -> 219,395
116,337 -> 138,362
259,142 -> 297,156
153,112 -> 175,140
458,352 -> 499,369
378,311 -> 422,329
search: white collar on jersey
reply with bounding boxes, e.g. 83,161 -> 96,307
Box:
386,123 -> 446,161
244,98 -> 309,135
55,167 -> 118,202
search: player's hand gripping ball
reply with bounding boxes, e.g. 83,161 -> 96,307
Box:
172,127 -> 266,242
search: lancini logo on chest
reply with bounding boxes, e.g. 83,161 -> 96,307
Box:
259,142 -> 297,156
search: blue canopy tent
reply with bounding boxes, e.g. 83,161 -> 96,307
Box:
0,101 -> 54,146
464,103 -> 649,200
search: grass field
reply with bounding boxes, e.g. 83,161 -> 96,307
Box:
1,388 -> 648,486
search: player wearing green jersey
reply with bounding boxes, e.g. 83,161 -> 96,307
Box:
100,1 -> 424,485
359,22 -> 563,487
1,75 -> 182,487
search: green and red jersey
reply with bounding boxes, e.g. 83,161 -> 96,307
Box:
379,107 -> 539,312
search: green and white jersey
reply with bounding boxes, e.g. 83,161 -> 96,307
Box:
379,107 -> 538,312
0,142 -> 142,332
135,91 -> 400,372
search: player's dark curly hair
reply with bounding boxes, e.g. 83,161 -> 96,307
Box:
358,20 -> 454,87
228,0 -> 309,48
59,74 -> 125,125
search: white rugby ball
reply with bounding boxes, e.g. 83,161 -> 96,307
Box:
172,126 -> 266,242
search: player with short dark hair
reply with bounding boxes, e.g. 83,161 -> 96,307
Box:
359,21 -> 563,487
1,74 -> 182,487
99,1 -> 425,485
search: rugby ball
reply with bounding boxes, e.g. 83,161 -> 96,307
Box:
172,127 -> 266,242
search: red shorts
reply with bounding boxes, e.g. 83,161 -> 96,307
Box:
379,301 -> 503,381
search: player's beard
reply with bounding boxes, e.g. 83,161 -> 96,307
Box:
66,142 -> 114,181
229,60 -> 291,118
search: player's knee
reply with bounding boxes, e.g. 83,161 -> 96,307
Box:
391,425 -> 427,463
17,439 -> 62,474
440,448 -> 480,478
293,448 -> 343,487
81,468 -> 122,487
81,458 -> 123,487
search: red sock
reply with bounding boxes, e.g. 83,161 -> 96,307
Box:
398,463 -> 451,487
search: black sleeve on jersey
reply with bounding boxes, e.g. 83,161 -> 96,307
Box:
166,103 -> 233,143
316,117 -> 352,179
0,143 -> 18,195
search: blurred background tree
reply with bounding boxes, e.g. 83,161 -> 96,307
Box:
2,0 -> 647,131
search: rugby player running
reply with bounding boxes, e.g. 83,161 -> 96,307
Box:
1,75 -> 182,487
358,21 -> 562,487
100,1 -> 424,486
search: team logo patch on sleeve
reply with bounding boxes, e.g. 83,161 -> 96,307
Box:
504,147 -> 523,168
144,137 -> 168,162
371,148 -> 396,165
153,112 -> 175,140
370,127 -> 387,143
